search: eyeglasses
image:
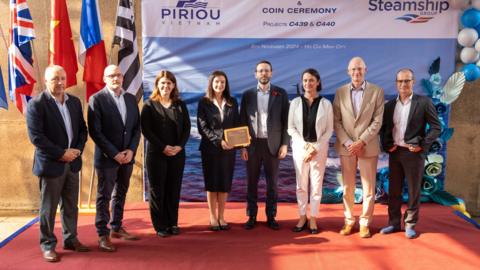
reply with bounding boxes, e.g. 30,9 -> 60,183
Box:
105,73 -> 123,79
396,79 -> 413,84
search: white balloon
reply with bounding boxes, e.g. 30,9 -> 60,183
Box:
475,39 -> 480,51
450,0 -> 470,9
458,28 -> 479,47
460,47 -> 479,63
472,0 -> 480,10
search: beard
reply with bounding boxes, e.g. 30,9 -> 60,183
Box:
258,77 -> 270,85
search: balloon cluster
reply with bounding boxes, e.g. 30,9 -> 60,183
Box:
457,0 -> 480,80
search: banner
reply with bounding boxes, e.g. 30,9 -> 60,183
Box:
142,0 -> 459,201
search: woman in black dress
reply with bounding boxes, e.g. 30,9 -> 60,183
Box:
141,70 -> 191,237
197,70 -> 239,231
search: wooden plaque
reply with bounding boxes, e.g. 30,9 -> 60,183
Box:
224,126 -> 250,147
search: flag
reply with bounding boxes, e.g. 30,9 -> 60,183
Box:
49,0 -> 78,88
0,66 -> 8,110
8,0 -> 36,115
113,0 -> 143,100
79,0 -> 107,101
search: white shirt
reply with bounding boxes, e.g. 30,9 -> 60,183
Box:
350,80 -> 366,118
213,98 -> 226,122
393,94 -> 413,147
256,83 -> 270,138
48,91 -> 73,148
107,87 -> 127,125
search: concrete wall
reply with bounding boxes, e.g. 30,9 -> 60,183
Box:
0,0 -> 478,216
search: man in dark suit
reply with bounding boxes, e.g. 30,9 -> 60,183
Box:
26,65 -> 89,262
380,68 -> 441,239
88,65 -> 141,251
240,60 -> 290,230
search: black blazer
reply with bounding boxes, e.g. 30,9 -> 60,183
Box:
197,97 -> 240,154
239,85 -> 290,156
381,94 -> 441,154
140,99 -> 191,154
26,91 -> 88,177
88,88 -> 141,168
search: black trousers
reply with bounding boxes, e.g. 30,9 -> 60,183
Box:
95,164 -> 133,236
147,151 -> 185,232
388,147 -> 425,229
246,138 -> 279,218
39,164 -> 79,251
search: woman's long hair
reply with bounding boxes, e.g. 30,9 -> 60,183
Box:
204,70 -> 234,106
150,70 -> 181,103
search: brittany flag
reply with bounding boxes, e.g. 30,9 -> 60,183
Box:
8,0 -> 36,114
49,0 -> 78,88
79,0 -> 107,101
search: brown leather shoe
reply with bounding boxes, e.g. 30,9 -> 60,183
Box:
359,225 -> 371,238
98,236 -> 116,252
42,250 -> 59,262
64,241 -> 91,252
339,224 -> 354,235
111,227 -> 140,241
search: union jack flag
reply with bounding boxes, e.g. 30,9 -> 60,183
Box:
8,0 -> 36,115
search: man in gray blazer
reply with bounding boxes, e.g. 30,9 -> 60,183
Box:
333,57 -> 384,238
26,65 -> 89,262
380,68 -> 441,239
88,65 -> 141,251
240,60 -> 290,230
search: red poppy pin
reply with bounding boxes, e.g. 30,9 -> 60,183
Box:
271,90 -> 280,96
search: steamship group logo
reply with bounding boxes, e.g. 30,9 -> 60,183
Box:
161,0 -> 221,25
368,0 -> 450,24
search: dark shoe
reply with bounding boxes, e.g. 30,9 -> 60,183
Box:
292,221 -> 307,232
111,227 -> 140,241
267,218 -> 280,230
219,223 -> 231,231
63,241 -> 91,252
98,236 -> 116,252
244,216 -> 257,230
380,225 -> 401,235
209,224 -> 221,231
309,227 -> 319,234
405,228 -> 417,239
168,226 -> 180,235
42,250 -> 59,263
157,230 -> 170,238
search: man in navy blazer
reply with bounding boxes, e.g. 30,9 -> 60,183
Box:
26,65 -> 89,262
240,60 -> 290,230
380,68 -> 441,239
88,65 -> 141,251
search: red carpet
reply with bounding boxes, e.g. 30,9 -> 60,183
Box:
0,203 -> 479,270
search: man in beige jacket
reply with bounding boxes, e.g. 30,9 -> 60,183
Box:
333,57 -> 384,238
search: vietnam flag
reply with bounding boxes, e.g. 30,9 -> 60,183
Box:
49,0 -> 78,88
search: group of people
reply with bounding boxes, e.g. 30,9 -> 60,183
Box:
26,56 -> 441,263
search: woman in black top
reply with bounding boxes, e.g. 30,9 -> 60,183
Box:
197,70 -> 239,231
141,70 -> 191,237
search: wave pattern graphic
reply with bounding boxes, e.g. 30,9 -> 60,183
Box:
184,2 -> 208,8
396,14 -> 433,23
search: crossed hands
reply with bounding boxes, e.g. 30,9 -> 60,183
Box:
114,149 -> 134,164
162,145 -> 182,157
346,140 -> 365,156
303,143 -> 317,163
60,148 -> 81,162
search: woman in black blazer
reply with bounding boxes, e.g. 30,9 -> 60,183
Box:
141,70 -> 191,237
197,70 -> 239,231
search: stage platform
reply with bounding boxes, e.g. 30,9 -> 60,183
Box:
0,202 -> 478,270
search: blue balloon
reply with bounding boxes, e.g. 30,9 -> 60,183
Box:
462,63 -> 480,81
462,8 -> 480,28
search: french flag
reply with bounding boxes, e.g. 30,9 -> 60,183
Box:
79,0 -> 107,101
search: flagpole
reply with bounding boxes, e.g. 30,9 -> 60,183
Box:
30,40 -> 44,93
0,24 -> 9,53
109,0 -> 122,65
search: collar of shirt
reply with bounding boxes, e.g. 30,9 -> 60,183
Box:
257,83 -> 271,93
107,87 -> 125,98
350,80 -> 366,92
46,90 -> 69,105
396,93 -> 413,105
213,97 -> 226,109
